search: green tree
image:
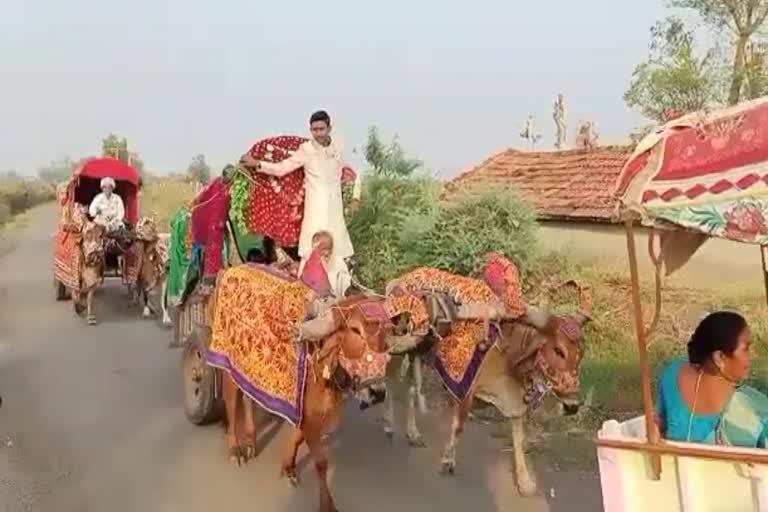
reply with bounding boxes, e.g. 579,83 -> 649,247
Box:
625,18 -> 718,122
101,134 -> 130,162
187,154 -> 211,184
100,134 -> 147,185
364,127 -> 422,178
671,0 -> 768,105
743,42 -> 768,99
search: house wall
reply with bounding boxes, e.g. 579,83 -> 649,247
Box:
538,221 -> 764,293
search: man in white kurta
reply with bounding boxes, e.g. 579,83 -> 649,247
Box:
250,111 -> 359,297
88,177 -> 125,233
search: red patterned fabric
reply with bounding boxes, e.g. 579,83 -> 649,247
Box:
53,229 -> 81,291
190,177 -> 230,277
246,136 -> 307,247
299,249 -> 331,297
616,98 -> 768,207
481,253 -> 526,317
245,135 -> 357,247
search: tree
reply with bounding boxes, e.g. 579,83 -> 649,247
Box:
101,134 -> 130,162
100,134 -> 147,185
625,18 -> 719,123
743,41 -> 768,99
187,154 -> 211,185
364,127 -> 422,178
671,0 -> 768,105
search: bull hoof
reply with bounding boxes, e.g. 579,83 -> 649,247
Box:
516,474 -> 538,497
407,435 -> 427,448
243,444 -> 256,460
87,316 -> 97,326
440,459 -> 456,475
281,466 -> 300,487
228,447 -> 245,467
142,307 -> 151,319
384,429 -> 394,444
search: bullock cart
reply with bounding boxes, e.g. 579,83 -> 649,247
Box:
53,157 -> 141,301
597,97 -> 768,511
167,136 -> 358,425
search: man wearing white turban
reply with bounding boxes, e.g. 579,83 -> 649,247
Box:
89,177 -> 125,232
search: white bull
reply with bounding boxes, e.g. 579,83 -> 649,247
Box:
381,302 -> 589,497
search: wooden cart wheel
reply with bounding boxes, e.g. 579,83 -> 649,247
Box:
54,278 -> 70,301
182,336 -> 221,425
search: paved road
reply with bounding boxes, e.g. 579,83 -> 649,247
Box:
0,206 -> 603,512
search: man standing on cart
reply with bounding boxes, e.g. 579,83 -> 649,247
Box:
241,110 -> 358,297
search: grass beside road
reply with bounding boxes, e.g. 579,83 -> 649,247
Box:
140,175 -> 198,229
0,177 -> 55,228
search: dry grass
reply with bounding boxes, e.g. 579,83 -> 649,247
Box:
139,175 -> 198,229
0,178 -> 55,227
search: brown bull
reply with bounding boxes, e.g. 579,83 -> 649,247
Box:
222,294 -> 402,512
381,284 -> 590,497
131,218 -> 169,319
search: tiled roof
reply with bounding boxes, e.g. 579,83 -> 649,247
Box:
444,145 -> 634,222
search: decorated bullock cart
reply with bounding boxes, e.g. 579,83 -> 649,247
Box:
597,97 -> 768,511
53,158 -> 152,325
167,136 -> 358,425
53,157 -> 141,299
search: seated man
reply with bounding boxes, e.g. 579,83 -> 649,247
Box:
89,177 -> 125,233
299,231 -> 351,299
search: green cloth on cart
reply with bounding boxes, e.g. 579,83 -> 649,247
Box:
166,208 -> 191,306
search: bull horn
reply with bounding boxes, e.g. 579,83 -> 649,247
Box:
456,302 -> 505,321
519,305 -> 551,330
386,333 -> 424,355
553,279 -> 593,317
577,284 -> 593,318
305,297 -> 337,319
299,312 -> 338,341
384,279 -> 401,297
572,311 -> 591,325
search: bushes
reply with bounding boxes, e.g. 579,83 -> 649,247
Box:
348,174 -> 439,288
401,188 -> 539,276
0,177 -> 55,226
348,175 -> 539,289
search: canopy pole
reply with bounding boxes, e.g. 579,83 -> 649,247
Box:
624,219 -> 662,480
761,245 -> 768,310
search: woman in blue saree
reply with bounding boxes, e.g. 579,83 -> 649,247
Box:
656,311 -> 768,447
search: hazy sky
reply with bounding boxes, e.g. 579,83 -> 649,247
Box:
1,0 -> 666,176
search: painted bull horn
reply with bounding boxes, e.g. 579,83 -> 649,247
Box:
386,333 -> 424,355
299,312 -> 338,341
